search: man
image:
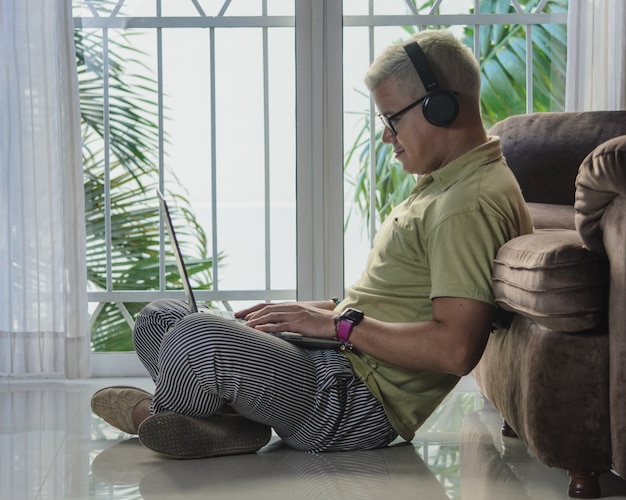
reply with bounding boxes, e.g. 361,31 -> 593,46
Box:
92,29 -> 532,458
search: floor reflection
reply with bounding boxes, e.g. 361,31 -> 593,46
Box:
3,378 -> 626,499
459,406 -> 626,500
91,438 -> 450,500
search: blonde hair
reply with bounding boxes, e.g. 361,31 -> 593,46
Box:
364,30 -> 481,104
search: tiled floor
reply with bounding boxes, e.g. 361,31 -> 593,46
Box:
2,377 -> 626,500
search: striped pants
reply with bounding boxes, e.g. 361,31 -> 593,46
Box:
132,299 -> 398,452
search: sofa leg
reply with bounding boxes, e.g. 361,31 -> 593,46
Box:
501,419 -> 518,438
568,471 -> 602,498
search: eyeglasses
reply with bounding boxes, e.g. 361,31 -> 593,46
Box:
378,95 -> 426,136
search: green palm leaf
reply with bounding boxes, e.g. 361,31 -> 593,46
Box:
76,27 -> 219,351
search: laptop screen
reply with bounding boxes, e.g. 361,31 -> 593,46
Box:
156,189 -> 198,313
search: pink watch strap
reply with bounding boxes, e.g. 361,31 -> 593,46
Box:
336,319 -> 353,343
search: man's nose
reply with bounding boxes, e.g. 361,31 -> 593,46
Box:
381,126 -> 395,143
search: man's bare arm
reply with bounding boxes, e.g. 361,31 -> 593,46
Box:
345,297 -> 494,376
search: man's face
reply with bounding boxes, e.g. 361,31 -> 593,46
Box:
372,78 -> 441,176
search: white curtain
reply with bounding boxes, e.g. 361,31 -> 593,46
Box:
0,1 -> 89,378
566,0 -> 626,111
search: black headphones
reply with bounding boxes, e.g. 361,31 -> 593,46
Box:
403,42 -> 459,127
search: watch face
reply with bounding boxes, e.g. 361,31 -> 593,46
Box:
341,308 -> 364,324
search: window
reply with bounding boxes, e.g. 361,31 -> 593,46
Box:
75,1 -> 307,362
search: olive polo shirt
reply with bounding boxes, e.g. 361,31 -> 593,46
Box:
339,137 -> 533,441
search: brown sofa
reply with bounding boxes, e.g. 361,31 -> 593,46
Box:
472,111 -> 626,498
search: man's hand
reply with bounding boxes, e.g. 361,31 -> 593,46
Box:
235,302 -> 338,339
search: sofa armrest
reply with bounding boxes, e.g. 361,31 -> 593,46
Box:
575,135 -> 626,477
492,230 -> 606,332
575,135 -> 626,257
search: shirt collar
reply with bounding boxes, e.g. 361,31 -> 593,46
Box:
412,136 -> 503,193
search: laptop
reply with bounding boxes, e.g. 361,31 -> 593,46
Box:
156,189 -> 342,350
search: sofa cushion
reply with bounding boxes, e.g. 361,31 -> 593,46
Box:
493,229 -> 605,332
527,202 -> 575,230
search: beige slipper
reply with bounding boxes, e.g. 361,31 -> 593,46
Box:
91,386 -> 153,434
138,411 -> 271,459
